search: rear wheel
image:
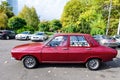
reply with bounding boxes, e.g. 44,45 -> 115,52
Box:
6,36 -> 10,40
22,56 -> 38,69
86,59 -> 101,70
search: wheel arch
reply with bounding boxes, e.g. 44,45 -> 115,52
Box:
85,57 -> 102,63
21,54 -> 39,63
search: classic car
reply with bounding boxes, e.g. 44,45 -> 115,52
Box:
11,33 -> 117,70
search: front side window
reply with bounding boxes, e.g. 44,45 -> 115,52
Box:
48,36 -> 68,47
70,36 -> 89,47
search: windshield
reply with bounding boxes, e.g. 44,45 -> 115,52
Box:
35,32 -> 44,35
44,35 -> 54,45
102,35 -> 108,39
21,31 -> 30,34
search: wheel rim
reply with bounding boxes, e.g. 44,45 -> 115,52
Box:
88,59 -> 99,70
24,57 -> 36,68
6,36 -> 9,39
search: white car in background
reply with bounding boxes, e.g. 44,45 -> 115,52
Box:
93,35 -> 118,48
113,35 -> 120,47
31,32 -> 48,41
15,31 -> 32,40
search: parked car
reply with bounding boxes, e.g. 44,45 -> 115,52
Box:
31,32 -> 48,41
113,35 -> 120,47
0,30 -> 16,40
15,31 -> 32,40
11,33 -> 117,70
93,35 -> 118,48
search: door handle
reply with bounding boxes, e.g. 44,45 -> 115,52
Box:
62,48 -> 68,50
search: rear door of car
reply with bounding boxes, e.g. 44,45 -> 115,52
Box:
68,35 -> 92,62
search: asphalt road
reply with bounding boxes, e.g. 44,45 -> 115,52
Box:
0,40 -> 120,80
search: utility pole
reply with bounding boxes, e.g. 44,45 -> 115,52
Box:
106,0 -> 112,35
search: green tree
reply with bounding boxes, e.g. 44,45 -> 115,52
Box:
8,16 -> 26,31
0,13 -> 8,29
49,19 -> 62,31
61,24 -> 77,33
101,0 -> 120,35
18,5 -> 39,31
61,0 -> 83,27
38,21 -> 49,32
0,1 -> 14,18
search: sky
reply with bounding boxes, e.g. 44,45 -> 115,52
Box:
18,0 -> 69,20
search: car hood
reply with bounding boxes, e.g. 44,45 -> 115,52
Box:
12,42 -> 44,52
32,35 -> 44,37
16,34 -> 30,36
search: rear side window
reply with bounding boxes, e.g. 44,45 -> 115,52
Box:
70,36 -> 89,47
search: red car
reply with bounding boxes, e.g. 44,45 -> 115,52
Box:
11,33 -> 117,70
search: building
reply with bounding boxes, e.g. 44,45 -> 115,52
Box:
7,0 -> 18,15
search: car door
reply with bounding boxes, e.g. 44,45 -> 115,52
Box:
10,31 -> 16,38
41,35 -> 69,62
68,35 -> 92,62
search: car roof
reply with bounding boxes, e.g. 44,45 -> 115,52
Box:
54,33 -> 90,36
0,30 -> 12,32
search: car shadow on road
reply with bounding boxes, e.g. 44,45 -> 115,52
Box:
99,57 -> 120,70
37,63 -> 86,69
35,57 -> 120,70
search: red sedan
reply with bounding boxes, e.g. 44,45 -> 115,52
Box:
11,33 -> 117,70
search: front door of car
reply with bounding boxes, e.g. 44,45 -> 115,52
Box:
41,35 -> 69,62
68,35 -> 92,62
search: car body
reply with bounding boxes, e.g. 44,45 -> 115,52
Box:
15,31 -> 32,40
93,35 -> 118,48
31,32 -> 48,41
11,33 -> 117,70
0,30 -> 16,39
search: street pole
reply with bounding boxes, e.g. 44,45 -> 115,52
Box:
106,0 -> 112,35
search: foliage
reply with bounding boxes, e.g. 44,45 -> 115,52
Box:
91,28 -> 105,35
18,5 -> 39,31
8,16 -> 26,31
61,0 -> 83,27
0,1 -> 14,18
49,19 -> 62,31
0,1 -> 14,29
16,26 -> 34,33
38,21 -> 49,32
0,13 -> 8,29
61,0 -> 120,35
61,24 -> 77,33
102,0 -> 120,35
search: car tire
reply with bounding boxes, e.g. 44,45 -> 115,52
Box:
6,36 -> 10,40
86,59 -> 101,70
22,56 -> 38,69
26,36 -> 29,40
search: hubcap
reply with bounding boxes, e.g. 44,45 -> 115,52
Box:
89,59 -> 99,69
24,57 -> 36,68
6,36 -> 9,39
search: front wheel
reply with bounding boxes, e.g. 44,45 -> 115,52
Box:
22,56 -> 38,69
86,59 -> 101,70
